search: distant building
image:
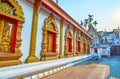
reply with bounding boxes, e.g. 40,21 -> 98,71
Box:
98,28 -> 120,46
87,23 -> 101,58
98,27 -> 120,56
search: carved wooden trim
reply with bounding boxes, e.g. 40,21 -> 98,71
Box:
64,26 -> 73,57
76,31 -> 82,55
41,13 -> 58,61
0,0 -> 25,21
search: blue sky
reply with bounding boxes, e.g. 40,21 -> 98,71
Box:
53,0 -> 120,32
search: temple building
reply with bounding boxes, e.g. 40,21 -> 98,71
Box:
0,0 -> 93,67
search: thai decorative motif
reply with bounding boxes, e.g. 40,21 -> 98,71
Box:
64,26 -> 73,57
0,20 -> 11,52
76,31 -> 82,55
0,0 -> 24,21
0,0 -> 24,67
41,13 -> 58,61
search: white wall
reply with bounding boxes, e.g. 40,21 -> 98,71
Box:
36,9 -> 49,59
18,0 -> 33,63
54,17 -> 60,55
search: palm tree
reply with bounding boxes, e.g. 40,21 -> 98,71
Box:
80,20 -> 84,26
88,14 -> 93,23
93,20 -> 98,27
83,19 -> 88,30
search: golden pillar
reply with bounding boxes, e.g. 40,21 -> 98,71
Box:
59,19 -> 65,58
73,28 -> 77,56
26,0 -> 42,63
81,33 -> 83,55
86,38 -> 88,54
88,38 -> 90,54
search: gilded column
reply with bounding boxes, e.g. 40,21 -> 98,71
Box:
81,34 -> 83,55
86,38 -> 88,54
26,0 -> 42,63
59,19 -> 65,58
88,39 -> 90,54
73,28 -> 77,56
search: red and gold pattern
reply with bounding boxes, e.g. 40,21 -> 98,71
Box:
76,31 -> 82,55
0,0 -> 24,67
64,26 -> 73,57
40,13 -> 58,61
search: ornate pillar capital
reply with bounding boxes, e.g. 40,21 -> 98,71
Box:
35,0 -> 42,15
60,19 -> 66,27
73,28 -> 77,32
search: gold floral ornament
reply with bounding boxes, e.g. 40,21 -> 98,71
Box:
0,20 -> 11,52
0,0 -> 25,21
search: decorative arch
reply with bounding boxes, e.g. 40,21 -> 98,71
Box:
76,31 -> 82,55
0,0 -> 25,67
64,26 -> 73,57
41,13 -> 58,61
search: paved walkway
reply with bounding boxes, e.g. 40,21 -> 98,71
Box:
46,56 -> 120,79
46,64 -> 109,79
74,56 -> 120,79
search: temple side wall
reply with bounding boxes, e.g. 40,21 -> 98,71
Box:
9,0 -> 91,64
18,0 -> 62,63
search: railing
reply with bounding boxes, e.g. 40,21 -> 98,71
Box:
0,55 -> 92,79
